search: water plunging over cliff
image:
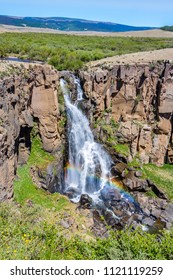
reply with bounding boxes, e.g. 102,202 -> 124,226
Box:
59,77 -> 169,232
60,78 -> 112,202
60,77 -> 140,211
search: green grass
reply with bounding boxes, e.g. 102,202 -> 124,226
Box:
14,136 -> 68,211
0,200 -> 173,260
14,164 -> 68,210
128,154 -> 141,168
143,164 -> 173,200
114,144 -> 130,156
28,136 -> 55,166
1,129 -> 173,260
1,32 -> 173,70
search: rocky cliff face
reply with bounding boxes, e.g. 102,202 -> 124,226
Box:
79,62 -> 173,166
0,62 -> 61,201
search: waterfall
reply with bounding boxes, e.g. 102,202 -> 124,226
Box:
58,77 -> 152,231
60,76 -> 141,217
74,77 -> 83,101
60,78 -> 112,202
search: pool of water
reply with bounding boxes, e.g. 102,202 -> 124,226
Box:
1,57 -> 44,64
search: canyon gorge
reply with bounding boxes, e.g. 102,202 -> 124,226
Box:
0,57 -> 173,234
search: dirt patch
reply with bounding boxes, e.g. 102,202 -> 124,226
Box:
0,59 -> 42,73
87,48 -> 173,68
0,24 -> 173,38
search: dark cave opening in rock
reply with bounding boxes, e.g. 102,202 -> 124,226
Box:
17,126 -> 32,166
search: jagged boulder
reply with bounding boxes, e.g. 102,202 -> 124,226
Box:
79,194 -> 93,209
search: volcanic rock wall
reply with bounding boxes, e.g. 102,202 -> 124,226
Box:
79,62 -> 173,166
0,63 -> 60,201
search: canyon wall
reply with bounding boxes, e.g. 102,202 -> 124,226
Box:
0,63 -> 61,201
79,62 -> 173,166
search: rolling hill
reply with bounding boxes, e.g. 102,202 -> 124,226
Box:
0,15 -> 156,32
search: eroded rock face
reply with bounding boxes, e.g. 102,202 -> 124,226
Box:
0,63 -> 61,201
79,62 -> 173,165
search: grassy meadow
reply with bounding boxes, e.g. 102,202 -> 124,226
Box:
1,199 -> 173,260
0,32 -> 173,70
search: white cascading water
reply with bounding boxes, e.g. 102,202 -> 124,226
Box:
60,78 -> 112,202
74,77 -> 84,101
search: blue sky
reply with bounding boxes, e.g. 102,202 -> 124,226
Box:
1,0 -> 173,27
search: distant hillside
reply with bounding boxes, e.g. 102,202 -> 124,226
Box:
161,26 -> 173,32
0,15 -> 156,32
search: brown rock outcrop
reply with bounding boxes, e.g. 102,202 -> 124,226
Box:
79,62 -> 173,166
0,63 -> 61,201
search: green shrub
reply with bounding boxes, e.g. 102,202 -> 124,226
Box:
0,202 -> 173,260
143,164 -> 173,201
114,144 -> 130,156
1,33 -> 173,70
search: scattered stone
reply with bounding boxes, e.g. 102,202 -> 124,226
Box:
60,219 -> 70,229
112,162 -> 128,176
143,217 -> 155,227
30,166 -> 47,190
135,170 -> 143,177
150,207 -> 161,218
81,224 -> 86,230
132,213 -> 143,222
104,210 -> 121,228
79,194 -> 93,209
100,185 -> 121,202
147,179 -> 168,200
165,204 -> 173,217
135,194 -> 149,208
153,218 -> 166,231
158,200 -> 167,210
63,212 -> 69,217
123,175 -> 149,192
67,217 -> 74,227
111,208 -> 124,217
26,199 -> 33,207
142,208 -> 150,216
161,204 -> 173,223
